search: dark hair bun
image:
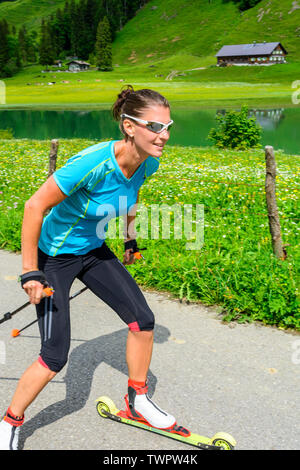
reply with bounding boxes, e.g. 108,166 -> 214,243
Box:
112,84 -> 134,121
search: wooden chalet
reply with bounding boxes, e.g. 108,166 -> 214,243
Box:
216,42 -> 288,66
67,60 -> 90,71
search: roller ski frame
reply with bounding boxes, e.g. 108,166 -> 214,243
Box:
95,396 -> 236,450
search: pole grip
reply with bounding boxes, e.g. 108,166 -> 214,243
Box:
43,287 -> 54,297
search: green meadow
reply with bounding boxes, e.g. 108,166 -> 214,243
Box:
1,61 -> 297,109
1,0 -> 299,109
0,139 -> 299,329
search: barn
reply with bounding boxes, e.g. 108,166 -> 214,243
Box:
216,41 -> 288,66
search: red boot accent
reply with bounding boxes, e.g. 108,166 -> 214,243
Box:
4,407 -> 24,427
128,379 -> 148,395
168,424 -> 191,437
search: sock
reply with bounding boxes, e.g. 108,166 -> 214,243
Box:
128,379 -> 146,391
4,407 -> 24,427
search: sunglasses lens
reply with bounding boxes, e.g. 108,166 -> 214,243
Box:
147,122 -> 173,133
147,122 -> 163,133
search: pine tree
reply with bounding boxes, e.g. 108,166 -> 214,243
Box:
39,19 -> 55,68
84,0 -> 98,51
26,31 -> 38,63
50,8 -> 67,58
69,0 -> 79,56
95,16 -> 112,71
63,0 -> 72,53
18,25 -> 27,64
0,19 -> 21,77
76,0 -> 89,59
0,20 -> 10,74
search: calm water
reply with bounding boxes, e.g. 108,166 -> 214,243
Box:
0,107 -> 299,154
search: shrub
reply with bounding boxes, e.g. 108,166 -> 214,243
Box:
0,128 -> 14,139
208,105 -> 262,150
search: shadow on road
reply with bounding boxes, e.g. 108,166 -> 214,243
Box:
19,324 -> 171,449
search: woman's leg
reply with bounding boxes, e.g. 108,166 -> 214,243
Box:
79,244 -> 156,379
9,360 -> 56,417
8,249 -> 82,419
126,330 -> 154,383
79,244 -> 176,429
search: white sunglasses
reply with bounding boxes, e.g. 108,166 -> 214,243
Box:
121,113 -> 173,134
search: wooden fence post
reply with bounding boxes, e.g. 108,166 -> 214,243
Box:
48,139 -> 59,179
264,145 -> 287,260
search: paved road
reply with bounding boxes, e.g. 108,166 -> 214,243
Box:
0,249 -> 299,450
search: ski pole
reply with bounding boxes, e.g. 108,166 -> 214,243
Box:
10,285 -> 89,338
0,286 -> 54,326
7,249 -> 146,337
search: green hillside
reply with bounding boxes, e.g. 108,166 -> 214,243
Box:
112,0 -> 300,67
0,0 -> 68,30
1,0 -> 299,68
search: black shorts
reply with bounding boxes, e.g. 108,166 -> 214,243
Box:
36,242 -> 155,372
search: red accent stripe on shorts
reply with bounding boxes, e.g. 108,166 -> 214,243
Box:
38,355 -> 50,369
128,321 -> 140,332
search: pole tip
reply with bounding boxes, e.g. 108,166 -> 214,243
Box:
11,329 -> 20,338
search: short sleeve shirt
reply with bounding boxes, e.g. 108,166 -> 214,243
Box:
38,140 -> 159,256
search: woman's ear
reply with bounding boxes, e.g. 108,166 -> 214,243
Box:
123,118 -> 134,138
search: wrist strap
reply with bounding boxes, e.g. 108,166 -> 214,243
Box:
124,239 -> 138,253
19,270 -> 47,288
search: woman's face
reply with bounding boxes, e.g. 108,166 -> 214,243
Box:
124,105 -> 172,158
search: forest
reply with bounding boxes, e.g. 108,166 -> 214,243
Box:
0,0 -> 266,77
0,0 -> 149,77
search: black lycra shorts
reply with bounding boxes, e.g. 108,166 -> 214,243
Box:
35,242 -> 155,372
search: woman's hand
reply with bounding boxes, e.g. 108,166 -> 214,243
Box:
123,248 -> 136,265
22,280 -> 46,304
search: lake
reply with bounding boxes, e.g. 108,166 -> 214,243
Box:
0,106 -> 299,154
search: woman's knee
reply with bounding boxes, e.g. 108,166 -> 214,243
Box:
128,310 -> 155,332
38,353 -> 68,374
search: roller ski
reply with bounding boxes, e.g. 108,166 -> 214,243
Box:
96,381 -> 236,450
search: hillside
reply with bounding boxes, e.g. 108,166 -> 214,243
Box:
111,0 -> 300,66
0,0 -> 68,30
1,0 -> 299,67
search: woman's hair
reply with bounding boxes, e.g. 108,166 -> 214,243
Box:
111,84 -> 170,140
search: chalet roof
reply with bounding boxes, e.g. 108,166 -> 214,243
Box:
66,60 -> 90,65
215,42 -> 288,57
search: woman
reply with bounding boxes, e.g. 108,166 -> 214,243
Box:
0,85 -> 181,450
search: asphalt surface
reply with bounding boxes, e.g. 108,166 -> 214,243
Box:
0,249 -> 299,451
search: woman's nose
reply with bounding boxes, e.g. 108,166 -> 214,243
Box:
159,128 -> 170,140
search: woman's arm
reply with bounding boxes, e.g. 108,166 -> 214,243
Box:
22,176 -> 67,273
21,176 -> 67,304
124,190 -> 139,242
123,190 -> 139,265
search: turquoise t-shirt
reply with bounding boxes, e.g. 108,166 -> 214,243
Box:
38,140 -> 159,256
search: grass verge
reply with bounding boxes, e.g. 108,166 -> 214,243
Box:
0,138 -> 299,329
